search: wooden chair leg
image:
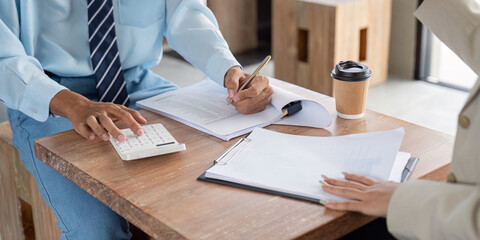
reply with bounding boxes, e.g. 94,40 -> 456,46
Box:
0,122 -> 61,240
1,122 -> 152,239
29,176 -> 62,239
0,125 -> 25,239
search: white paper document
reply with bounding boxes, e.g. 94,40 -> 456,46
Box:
389,152 -> 412,181
204,128 -> 407,202
136,79 -> 332,141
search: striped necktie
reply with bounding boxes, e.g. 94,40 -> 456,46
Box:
87,0 -> 130,106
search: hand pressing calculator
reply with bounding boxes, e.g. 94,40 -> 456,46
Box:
109,123 -> 186,161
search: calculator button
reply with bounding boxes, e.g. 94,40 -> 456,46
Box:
109,123 -> 184,160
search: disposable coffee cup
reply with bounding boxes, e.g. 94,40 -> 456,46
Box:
331,61 -> 372,119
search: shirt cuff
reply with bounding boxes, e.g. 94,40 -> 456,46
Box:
205,48 -> 242,86
20,74 -> 67,122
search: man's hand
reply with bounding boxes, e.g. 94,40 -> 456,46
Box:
320,172 -> 400,217
224,66 -> 274,114
50,90 -> 147,142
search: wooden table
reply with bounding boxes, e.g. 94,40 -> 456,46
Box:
34,84 -> 453,239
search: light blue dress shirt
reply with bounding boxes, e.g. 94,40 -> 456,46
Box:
0,0 -> 240,122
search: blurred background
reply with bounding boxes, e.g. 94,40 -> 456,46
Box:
0,0 -> 474,136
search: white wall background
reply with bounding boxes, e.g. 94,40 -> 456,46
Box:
388,0 -> 418,79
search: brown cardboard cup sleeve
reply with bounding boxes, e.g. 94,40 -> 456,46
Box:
331,61 -> 371,119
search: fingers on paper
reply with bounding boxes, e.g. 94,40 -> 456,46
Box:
323,177 -> 367,191
321,184 -> 365,200
343,172 -> 376,186
323,201 -> 363,212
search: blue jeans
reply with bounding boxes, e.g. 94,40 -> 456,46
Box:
8,67 -> 177,240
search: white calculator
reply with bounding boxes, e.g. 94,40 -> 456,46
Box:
109,123 -> 186,161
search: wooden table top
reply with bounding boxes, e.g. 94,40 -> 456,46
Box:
34,98 -> 453,239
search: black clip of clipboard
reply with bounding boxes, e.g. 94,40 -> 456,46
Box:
281,100 -> 302,117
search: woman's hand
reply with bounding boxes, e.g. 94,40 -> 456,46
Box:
320,172 -> 401,217
50,90 -> 147,142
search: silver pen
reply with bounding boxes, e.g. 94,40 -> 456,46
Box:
227,55 -> 271,105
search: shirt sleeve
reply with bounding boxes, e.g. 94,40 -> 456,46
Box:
0,6 -> 66,122
387,180 -> 480,239
164,0 -> 241,86
414,0 -> 480,76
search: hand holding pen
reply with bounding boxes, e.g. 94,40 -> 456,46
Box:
223,56 -> 274,114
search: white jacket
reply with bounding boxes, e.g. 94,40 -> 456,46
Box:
387,0 -> 480,239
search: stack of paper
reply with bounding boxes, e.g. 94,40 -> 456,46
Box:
202,128 -> 412,203
137,79 -> 332,141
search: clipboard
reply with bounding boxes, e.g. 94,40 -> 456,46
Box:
198,136 -> 419,204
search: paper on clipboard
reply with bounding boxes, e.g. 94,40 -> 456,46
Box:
204,127 -> 406,202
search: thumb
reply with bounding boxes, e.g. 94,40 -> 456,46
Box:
225,76 -> 239,99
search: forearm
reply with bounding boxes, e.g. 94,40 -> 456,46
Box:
415,0 -> 480,75
387,180 -> 480,239
49,89 -> 90,119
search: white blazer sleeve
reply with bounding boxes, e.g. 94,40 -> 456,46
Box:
387,180 -> 480,239
414,0 -> 480,75
387,2 -> 480,238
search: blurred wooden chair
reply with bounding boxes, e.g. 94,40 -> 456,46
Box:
0,122 -> 151,239
273,0 -> 392,96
